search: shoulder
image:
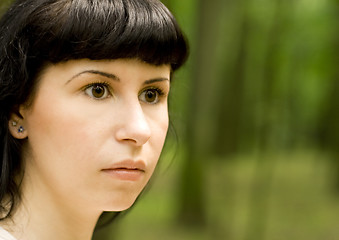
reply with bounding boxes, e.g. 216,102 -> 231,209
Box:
0,227 -> 16,240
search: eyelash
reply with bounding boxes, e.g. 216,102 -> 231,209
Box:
84,81 -> 110,89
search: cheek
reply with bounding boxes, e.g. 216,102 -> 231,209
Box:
148,107 -> 169,161
25,93 -> 102,172
23,93 -> 110,201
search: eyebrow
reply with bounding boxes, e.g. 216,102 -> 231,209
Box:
144,78 -> 169,85
66,70 -> 120,84
66,70 -> 169,85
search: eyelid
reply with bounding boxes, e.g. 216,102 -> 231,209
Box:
142,81 -> 169,93
140,86 -> 167,96
83,81 -> 111,90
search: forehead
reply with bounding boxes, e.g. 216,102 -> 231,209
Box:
40,58 -> 170,78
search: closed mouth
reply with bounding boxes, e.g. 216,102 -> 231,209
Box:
102,160 -> 146,172
101,160 -> 146,181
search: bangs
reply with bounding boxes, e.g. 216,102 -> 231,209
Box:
26,0 -> 188,70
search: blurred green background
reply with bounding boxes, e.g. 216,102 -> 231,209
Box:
2,0 -> 339,239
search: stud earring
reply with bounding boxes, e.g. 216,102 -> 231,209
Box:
18,126 -> 24,133
12,121 -> 17,127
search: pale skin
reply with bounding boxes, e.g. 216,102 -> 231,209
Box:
5,58 -> 171,240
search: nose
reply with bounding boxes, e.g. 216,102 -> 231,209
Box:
115,101 -> 151,146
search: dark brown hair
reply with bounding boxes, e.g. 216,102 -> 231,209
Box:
0,0 -> 188,220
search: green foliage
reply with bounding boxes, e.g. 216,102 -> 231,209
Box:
0,0 -> 12,14
161,0 -> 339,238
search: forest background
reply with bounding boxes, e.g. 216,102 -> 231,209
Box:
1,0 -> 339,239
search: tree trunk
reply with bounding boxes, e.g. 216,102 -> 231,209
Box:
177,0 -> 224,226
316,0 -> 339,192
213,0 -> 248,156
244,0 -> 290,239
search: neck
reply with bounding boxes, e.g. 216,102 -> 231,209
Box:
4,178 -> 102,240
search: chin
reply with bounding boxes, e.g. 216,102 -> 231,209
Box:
102,195 -> 139,212
104,203 -> 135,212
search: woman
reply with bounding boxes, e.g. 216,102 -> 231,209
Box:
0,0 -> 188,239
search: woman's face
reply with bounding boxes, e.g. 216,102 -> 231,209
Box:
17,59 -> 170,212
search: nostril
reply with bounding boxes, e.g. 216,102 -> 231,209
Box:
115,123 -> 151,146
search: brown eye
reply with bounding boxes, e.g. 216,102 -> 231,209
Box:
139,88 -> 162,104
85,83 -> 109,99
145,90 -> 157,102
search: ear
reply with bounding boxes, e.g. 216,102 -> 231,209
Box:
8,107 -> 28,139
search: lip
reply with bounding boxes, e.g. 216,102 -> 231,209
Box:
101,160 -> 146,181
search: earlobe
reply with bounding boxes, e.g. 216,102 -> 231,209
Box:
8,113 -> 28,139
